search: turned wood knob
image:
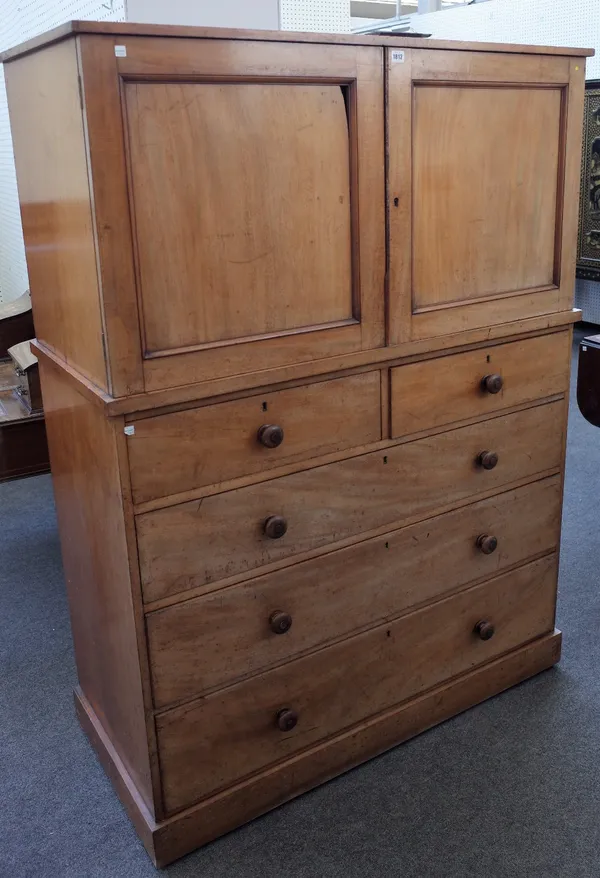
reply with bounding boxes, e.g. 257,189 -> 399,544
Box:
276,708 -> 298,732
476,534 -> 498,555
269,611 -> 292,635
474,620 -> 495,641
477,450 -> 499,470
263,515 -> 288,539
481,374 -> 503,394
257,424 -> 284,448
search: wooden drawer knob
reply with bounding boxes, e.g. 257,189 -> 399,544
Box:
474,620 -> 495,641
258,424 -> 284,448
476,534 -> 498,555
263,515 -> 288,539
276,708 -> 298,732
269,611 -> 292,635
477,450 -> 499,470
482,373 -> 503,394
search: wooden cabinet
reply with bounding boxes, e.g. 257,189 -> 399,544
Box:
2,20 -> 589,869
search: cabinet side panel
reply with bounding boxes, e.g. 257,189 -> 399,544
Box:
4,40 -> 108,392
39,359 -> 154,812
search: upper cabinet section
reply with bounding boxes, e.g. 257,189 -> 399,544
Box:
387,49 -> 585,344
4,26 -> 588,401
79,36 -> 385,395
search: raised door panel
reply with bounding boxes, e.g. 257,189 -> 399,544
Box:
388,49 -> 585,344
78,36 -> 385,394
126,82 -> 353,353
413,85 -> 561,307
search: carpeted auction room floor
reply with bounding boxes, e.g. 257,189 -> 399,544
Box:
1,326 -> 599,878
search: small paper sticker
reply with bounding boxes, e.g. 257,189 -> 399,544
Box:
114,45 -> 127,57
124,425 -> 135,436
391,50 -> 405,63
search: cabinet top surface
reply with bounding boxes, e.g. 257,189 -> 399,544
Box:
0,19 -> 593,63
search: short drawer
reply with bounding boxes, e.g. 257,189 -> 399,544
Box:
391,331 -> 570,438
137,400 -> 565,604
156,555 -> 557,814
128,372 -> 381,504
147,476 -> 561,708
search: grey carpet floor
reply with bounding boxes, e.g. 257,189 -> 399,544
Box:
2,327 -> 599,878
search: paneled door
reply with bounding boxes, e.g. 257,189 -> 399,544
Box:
388,48 -> 585,343
78,36 -> 385,394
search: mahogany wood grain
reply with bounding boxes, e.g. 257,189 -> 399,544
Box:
113,408 -> 165,819
147,476 -> 561,708
33,312 -> 581,417
144,467 -> 561,613
557,59 -> 586,311
409,289 -> 563,341
128,372 -> 381,504
77,35 -> 145,396
156,555 -> 557,813
412,85 -> 562,309
410,48 -> 571,84
0,21 -> 592,63
387,48 -> 579,345
4,41 -> 108,391
125,82 -> 352,354
124,37 -> 383,391
75,631 -> 561,866
391,332 -> 570,437
136,400 -> 565,603
38,359 -> 155,814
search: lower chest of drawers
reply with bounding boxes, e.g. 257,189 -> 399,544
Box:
127,332 -> 569,827
156,555 -> 558,814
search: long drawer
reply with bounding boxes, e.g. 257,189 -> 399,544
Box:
137,400 -> 565,604
156,555 -> 557,814
128,372 -> 381,504
390,331 -> 570,438
147,476 -> 561,708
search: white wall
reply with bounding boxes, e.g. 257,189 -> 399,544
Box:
280,0 -> 350,32
125,0 -> 280,29
415,0 -> 600,75
413,0 -> 600,322
0,1 -> 126,304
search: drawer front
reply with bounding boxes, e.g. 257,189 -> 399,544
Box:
137,400 -> 565,604
157,555 -> 557,813
148,476 -> 561,708
129,371 -> 381,505
391,331 -> 570,439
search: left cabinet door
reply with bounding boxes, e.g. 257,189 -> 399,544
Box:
79,35 -> 385,394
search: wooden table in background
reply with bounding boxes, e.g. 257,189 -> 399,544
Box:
0,361 -> 49,482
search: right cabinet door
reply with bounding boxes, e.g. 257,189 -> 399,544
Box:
387,48 -> 585,343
